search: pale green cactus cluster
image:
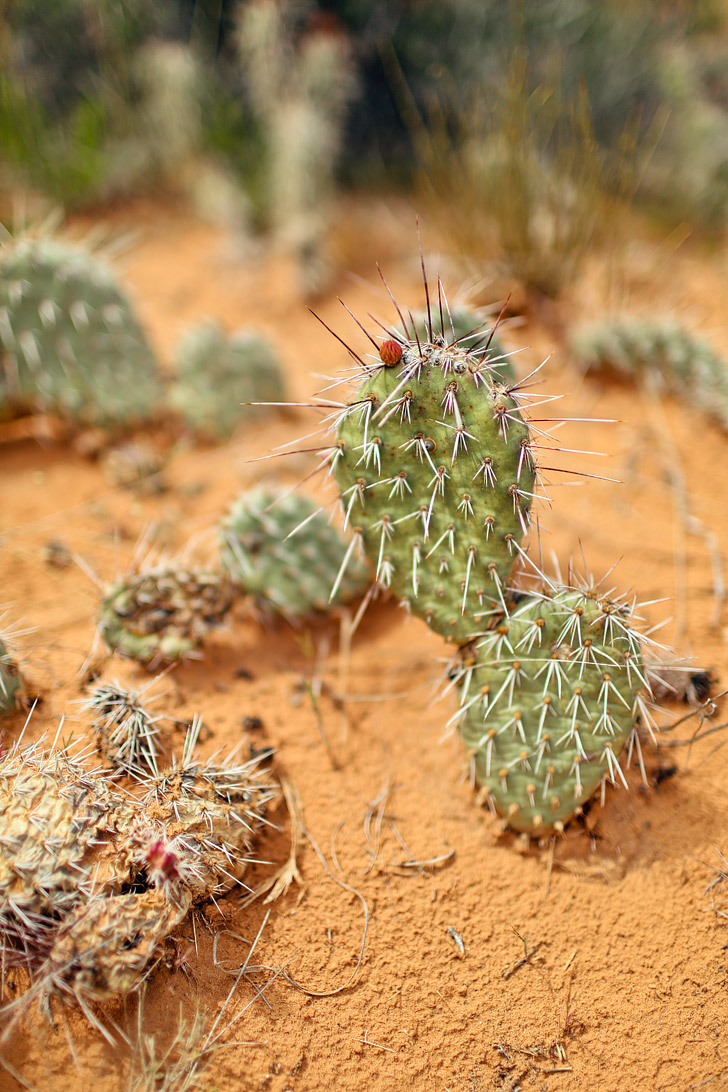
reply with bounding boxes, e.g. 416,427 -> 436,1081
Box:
96,489 -> 367,669
570,315 -> 728,431
0,235 -> 162,427
0,635 -> 22,714
322,280 -> 655,834
0,725 -> 273,1006
170,319 -> 286,438
219,486 -> 371,621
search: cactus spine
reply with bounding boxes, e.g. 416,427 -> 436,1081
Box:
85,680 -> 161,774
0,635 -> 22,713
0,235 -> 162,427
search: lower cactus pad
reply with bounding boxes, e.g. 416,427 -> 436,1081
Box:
454,585 -> 649,833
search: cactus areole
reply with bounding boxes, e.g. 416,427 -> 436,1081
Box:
333,329 -> 535,643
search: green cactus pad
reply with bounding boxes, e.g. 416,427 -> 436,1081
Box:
98,567 -> 234,666
570,316 -> 728,431
0,637 -> 22,714
455,585 -> 648,833
170,319 -> 286,438
0,236 -> 162,427
220,487 -> 370,619
333,329 -> 535,643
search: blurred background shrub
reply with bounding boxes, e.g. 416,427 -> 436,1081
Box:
0,0 -> 726,278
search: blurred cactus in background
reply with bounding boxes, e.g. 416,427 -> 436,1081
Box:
0,231 -> 163,428
235,0 -> 359,294
170,318 -> 285,439
570,315 -> 728,431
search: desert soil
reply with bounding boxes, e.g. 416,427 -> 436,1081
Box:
1,197 -> 728,1092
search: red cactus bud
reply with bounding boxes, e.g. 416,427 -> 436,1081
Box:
379,339 -> 403,366
145,839 -> 180,880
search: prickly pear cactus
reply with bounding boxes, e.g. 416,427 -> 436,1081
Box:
0,236 -> 162,427
0,747 -> 132,930
86,680 -> 161,774
332,319 -> 535,643
170,319 -> 285,438
141,725 -> 274,900
47,889 -> 189,1002
0,731 -> 273,1006
98,566 -> 234,666
219,487 -> 371,619
454,585 -> 649,833
570,316 -> 728,431
0,636 -> 22,713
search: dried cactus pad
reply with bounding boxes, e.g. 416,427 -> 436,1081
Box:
0,750 -> 133,926
0,735 -> 273,1005
219,487 -> 370,618
0,236 -> 162,426
455,586 -> 647,833
170,318 -> 285,437
0,637 -> 22,713
98,567 -> 235,666
47,889 -> 189,1002
333,329 -> 535,643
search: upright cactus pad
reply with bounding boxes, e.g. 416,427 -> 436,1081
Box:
454,585 -> 649,833
98,566 -> 234,667
170,318 -> 285,438
333,316 -> 536,643
0,236 -> 162,427
570,316 -> 728,431
219,487 -> 370,619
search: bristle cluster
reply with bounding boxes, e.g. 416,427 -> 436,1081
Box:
333,327 -> 535,642
170,319 -> 286,438
219,487 -> 370,620
453,585 -> 651,833
0,236 -> 162,427
85,680 -> 161,773
98,566 -> 235,667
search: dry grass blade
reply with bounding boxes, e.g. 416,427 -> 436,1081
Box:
282,818 -> 369,998
240,775 -> 306,908
400,48 -> 644,297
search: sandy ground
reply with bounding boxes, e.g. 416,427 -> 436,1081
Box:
1,196 -> 728,1091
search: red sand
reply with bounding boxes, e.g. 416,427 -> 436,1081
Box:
1,199 -> 727,1091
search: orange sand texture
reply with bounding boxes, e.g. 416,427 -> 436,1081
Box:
1,200 -> 728,1091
